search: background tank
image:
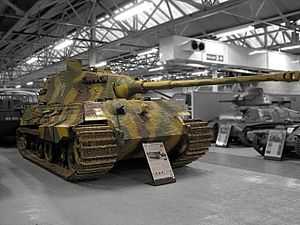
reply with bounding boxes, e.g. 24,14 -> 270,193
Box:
210,87 -> 300,155
16,59 -> 300,181
0,89 -> 37,137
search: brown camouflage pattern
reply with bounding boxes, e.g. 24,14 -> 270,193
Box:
19,59 -> 300,162
20,60 -> 190,161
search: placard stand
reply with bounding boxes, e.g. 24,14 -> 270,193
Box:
142,142 -> 176,186
216,124 -> 232,147
264,129 -> 286,161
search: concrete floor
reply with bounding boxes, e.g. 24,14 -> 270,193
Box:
1,144 -> 300,225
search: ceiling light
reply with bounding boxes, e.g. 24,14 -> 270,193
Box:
54,39 -> 73,50
138,48 -> 158,57
115,1 -> 153,21
186,63 -> 207,68
280,45 -> 300,51
26,57 -> 38,64
217,25 -> 254,37
26,81 -> 33,86
191,71 -> 204,76
149,66 -> 164,72
224,68 -> 254,74
151,76 -> 163,81
94,61 -> 107,67
249,50 -> 267,55
15,85 -> 21,88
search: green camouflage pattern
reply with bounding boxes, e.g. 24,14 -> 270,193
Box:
17,59 -> 300,180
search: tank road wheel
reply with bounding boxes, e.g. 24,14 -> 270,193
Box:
44,142 -> 55,162
212,123 -> 219,142
37,142 -> 45,159
59,143 -> 68,167
16,135 -> 27,153
254,144 -> 265,156
67,138 -> 77,171
30,141 -> 36,153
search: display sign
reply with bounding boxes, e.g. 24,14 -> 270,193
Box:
216,124 -> 232,147
143,142 -> 176,185
264,129 -> 286,160
206,53 -> 224,62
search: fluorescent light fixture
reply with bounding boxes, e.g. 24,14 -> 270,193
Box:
151,76 -> 163,81
280,45 -> 300,51
54,39 -> 73,50
186,63 -> 207,68
138,48 -> 158,57
26,57 -> 38,64
15,85 -> 21,88
224,68 -> 254,74
191,71 -> 204,76
249,50 -> 267,55
94,61 -> 107,67
217,26 -> 254,37
115,1 -> 152,21
149,66 -> 164,72
26,81 -> 33,86
43,78 -> 47,82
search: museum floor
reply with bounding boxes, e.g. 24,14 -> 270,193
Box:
1,144 -> 300,225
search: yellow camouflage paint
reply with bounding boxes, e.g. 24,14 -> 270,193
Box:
20,59 -> 300,162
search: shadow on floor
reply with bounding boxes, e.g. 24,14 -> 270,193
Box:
201,151 -> 300,179
1,149 -> 210,197
0,181 -> 11,201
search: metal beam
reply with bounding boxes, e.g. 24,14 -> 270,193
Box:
0,13 -> 125,33
12,31 -> 107,44
1,0 -> 24,15
0,0 -> 59,42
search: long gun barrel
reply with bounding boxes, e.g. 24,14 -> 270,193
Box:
141,72 -> 300,90
113,71 -> 300,98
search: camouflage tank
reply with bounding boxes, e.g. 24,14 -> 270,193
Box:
16,59 -> 300,181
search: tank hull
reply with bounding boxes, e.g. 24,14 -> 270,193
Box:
17,100 -> 212,181
17,60 -> 298,181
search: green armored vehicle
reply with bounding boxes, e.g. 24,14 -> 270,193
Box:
16,59 -> 300,181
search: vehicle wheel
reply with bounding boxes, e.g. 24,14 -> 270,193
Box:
44,142 -> 54,162
212,123 -> 219,142
17,135 -> 27,152
254,145 -> 265,156
67,138 -> 78,170
37,142 -> 45,159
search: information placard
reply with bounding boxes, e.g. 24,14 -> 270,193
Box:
143,142 -> 176,185
216,124 -> 232,147
264,129 -> 286,161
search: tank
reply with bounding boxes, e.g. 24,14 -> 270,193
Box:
0,89 -> 37,137
16,59 -> 300,181
211,88 -> 300,154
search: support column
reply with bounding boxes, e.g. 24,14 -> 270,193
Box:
89,0 -> 97,66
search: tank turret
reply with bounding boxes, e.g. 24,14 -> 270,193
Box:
219,88 -> 268,106
39,59 -> 300,104
16,59 -> 300,181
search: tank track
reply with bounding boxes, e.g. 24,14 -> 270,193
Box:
16,124 -> 119,181
171,120 -> 213,168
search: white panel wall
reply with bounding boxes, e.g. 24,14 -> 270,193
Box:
159,35 -> 300,71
